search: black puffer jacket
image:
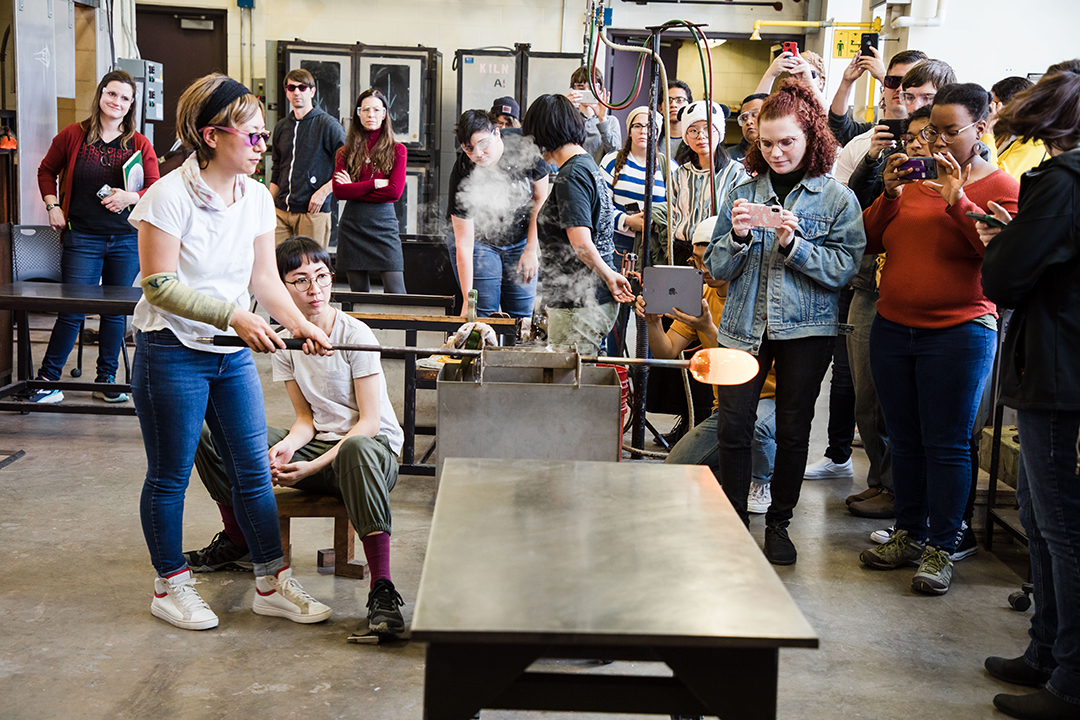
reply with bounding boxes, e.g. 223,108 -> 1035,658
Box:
982,148 -> 1080,410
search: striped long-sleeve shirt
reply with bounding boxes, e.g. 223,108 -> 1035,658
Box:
600,151 -> 674,242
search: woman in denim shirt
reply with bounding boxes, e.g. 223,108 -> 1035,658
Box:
704,80 -> 865,566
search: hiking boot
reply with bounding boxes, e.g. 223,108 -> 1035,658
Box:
803,457 -> 853,480
849,490 -> 896,519
950,521 -> 979,561
366,578 -> 406,634
870,525 -> 897,545
747,481 -> 772,515
763,526 -> 797,566
92,374 -> 127,403
985,656 -> 1053,687
846,486 -> 883,506
253,567 -> 332,624
184,531 -> 253,572
860,529 -> 924,569
994,688 -> 1080,719
912,546 -> 953,595
151,568 -> 219,630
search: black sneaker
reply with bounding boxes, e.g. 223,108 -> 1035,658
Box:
950,521 -> 979,561
92,374 -> 128,403
764,526 -> 797,566
183,531 -> 253,572
366,578 -> 405,634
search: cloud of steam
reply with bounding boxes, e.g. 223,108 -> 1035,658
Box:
454,134 -> 542,245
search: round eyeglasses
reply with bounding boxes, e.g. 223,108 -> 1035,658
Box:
284,272 -> 334,292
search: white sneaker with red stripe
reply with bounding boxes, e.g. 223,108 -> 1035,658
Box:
252,567 -> 331,624
151,568 -> 219,630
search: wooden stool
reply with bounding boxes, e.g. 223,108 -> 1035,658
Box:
274,488 -> 367,579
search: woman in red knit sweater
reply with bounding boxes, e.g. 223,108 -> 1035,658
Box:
332,89 -> 408,294
858,83 -> 1019,595
35,70 -> 159,403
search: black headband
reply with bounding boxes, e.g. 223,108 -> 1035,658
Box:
195,79 -> 252,130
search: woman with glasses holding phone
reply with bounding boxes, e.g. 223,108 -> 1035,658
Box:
858,84 -> 1019,595
704,80 -> 865,566
34,70 -> 160,404
129,73 -> 334,631
332,89 -> 408,294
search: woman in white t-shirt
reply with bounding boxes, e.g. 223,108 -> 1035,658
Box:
128,73 -> 333,631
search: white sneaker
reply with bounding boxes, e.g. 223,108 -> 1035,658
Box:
871,525 -> 897,544
253,567 -> 331,624
151,569 -> 219,630
747,481 -> 772,514
803,457 -> 854,480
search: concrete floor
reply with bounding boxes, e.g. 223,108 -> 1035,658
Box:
0,317 -> 1035,720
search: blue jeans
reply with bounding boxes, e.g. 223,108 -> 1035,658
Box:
39,230 -> 140,381
716,335 -> 835,527
869,315 -> 995,551
132,330 -> 283,577
666,398 -> 777,484
472,236 -> 537,318
1017,409 -> 1080,705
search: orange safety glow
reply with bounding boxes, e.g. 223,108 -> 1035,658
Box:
688,348 -> 759,386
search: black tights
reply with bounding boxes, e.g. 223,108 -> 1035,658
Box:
347,270 -> 406,295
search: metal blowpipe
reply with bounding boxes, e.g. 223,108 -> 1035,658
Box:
196,336 -> 759,386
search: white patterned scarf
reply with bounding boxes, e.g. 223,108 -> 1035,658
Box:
180,154 -> 245,211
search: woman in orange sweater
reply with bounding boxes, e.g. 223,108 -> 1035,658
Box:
858,83 -> 1019,596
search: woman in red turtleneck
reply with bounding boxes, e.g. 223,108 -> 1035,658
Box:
332,89 -> 408,294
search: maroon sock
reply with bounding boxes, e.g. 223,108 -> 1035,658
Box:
218,504 -> 248,549
361,532 -> 391,587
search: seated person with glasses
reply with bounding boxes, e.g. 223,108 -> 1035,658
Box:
829,49 -> 928,151
638,217 -> 778,516
185,235 -> 408,638
729,93 -> 768,162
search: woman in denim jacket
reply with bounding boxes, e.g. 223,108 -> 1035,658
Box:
704,80 -> 865,566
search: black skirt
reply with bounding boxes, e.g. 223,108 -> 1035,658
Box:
336,200 -> 402,272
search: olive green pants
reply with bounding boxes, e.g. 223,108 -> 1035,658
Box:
194,423 -> 398,538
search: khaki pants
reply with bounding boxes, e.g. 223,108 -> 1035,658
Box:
275,208 -> 332,248
194,424 -> 398,538
545,302 -> 619,356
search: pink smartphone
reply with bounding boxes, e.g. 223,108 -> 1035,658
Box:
743,203 -> 785,228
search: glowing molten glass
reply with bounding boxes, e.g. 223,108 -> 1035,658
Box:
688,348 -> 760,386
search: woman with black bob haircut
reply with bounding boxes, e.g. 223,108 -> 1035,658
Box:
704,79 -> 865,565
858,83 -> 1020,596
979,62 -> 1080,720
333,88 -> 408,294
521,94 -> 633,354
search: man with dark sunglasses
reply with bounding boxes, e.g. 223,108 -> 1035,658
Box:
828,48 -> 927,148
268,69 -> 347,248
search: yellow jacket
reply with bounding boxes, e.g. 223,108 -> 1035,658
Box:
997,137 -> 1049,181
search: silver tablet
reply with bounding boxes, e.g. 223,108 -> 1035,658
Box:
641,265 -> 704,318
